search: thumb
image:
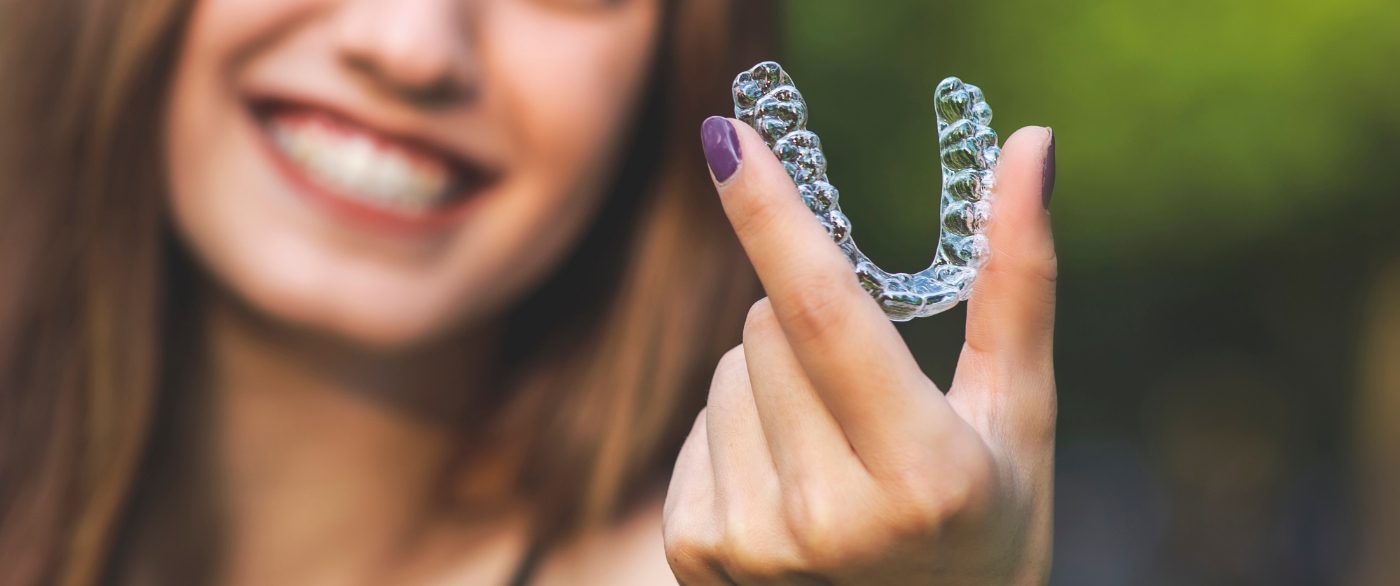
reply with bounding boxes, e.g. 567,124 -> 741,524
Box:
950,126 -> 1057,436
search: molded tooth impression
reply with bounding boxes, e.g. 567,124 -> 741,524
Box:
733,61 -> 1000,321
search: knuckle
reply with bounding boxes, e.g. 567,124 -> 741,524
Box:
985,220 -> 1058,285
707,347 -> 751,408
1025,252 -> 1059,305
1040,251 -> 1060,283
713,345 -> 748,382
742,298 -> 779,343
721,543 -> 788,582
776,273 -> 852,345
719,519 -> 801,581
663,513 -> 718,580
725,181 -> 787,241
782,479 -> 850,561
1002,244 -> 1058,297
893,445 -> 998,539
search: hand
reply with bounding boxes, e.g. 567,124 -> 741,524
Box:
663,121 -> 1057,585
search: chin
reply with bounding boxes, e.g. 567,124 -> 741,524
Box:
229,269 -> 479,351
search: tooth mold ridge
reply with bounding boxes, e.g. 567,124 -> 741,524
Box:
732,61 -> 1000,321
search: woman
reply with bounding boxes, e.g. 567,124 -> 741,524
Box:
0,0 -> 1059,584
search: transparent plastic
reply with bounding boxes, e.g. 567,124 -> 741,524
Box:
732,62 -> 1000,321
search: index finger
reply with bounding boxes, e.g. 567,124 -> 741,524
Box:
701,116 -> 964,468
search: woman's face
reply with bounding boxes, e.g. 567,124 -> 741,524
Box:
166,0 -> 661,347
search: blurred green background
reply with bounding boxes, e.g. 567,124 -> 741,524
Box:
781,1 -> 1400,583
783,0 -> 1400,265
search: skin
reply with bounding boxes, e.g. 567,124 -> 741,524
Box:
663,125 -> 1057,586
162,0 -> 1058,584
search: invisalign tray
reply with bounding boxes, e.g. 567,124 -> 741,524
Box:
732,62 -> 1000,321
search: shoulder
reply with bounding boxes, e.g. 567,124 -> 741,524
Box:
533,497 -> 677,586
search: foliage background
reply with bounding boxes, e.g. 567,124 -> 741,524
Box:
782,1 -> 1400,583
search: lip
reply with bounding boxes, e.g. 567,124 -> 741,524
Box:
248,97 -> 501,233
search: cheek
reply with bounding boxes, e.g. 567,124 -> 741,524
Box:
426,0 -> 659,317
165,0 -> 273,287
485,2 -> 659,185
165,0 -> 334,194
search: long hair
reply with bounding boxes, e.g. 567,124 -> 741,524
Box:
0,1 -> 777,584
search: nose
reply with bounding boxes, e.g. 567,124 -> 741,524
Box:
335,0 -> 479,108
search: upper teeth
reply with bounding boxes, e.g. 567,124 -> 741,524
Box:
270,115 -> 451,212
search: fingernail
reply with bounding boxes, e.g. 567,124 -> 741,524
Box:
701,116 -> 742,183
1041,127 -> 1056,210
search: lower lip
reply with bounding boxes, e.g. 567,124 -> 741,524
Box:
253,110 -> 487,234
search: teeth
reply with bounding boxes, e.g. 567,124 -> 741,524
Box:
269,114 -> 452,212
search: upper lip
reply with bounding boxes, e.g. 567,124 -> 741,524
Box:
246,91 -> 504,200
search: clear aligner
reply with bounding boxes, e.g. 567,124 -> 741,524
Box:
732,62 -> 1000,321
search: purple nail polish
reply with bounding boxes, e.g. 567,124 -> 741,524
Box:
701,116 -> 742,183
1042,127 -> 1056,209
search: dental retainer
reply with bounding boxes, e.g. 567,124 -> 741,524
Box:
732,62 -> 999,321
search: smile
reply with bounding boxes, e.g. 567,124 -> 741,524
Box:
255,102 -> 497,227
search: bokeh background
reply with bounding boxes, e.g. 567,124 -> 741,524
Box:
780,1 -> 1400,584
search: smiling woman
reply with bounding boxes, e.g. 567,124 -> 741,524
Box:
0,0 -> 1058,585
0,0 -> 775,584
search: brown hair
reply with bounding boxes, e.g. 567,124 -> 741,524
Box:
0,1 -> 776,584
